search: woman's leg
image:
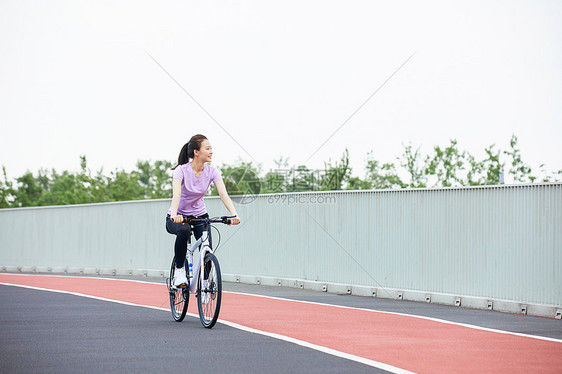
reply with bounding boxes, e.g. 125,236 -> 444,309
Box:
166,216 -> 191,268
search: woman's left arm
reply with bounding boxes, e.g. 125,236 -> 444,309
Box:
214,179 -> 241,225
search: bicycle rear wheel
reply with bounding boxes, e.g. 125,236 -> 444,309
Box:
197,253 -> 222,328
169,258 -> 189,322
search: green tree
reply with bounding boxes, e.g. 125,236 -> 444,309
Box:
3,135 -> 560,209
135,160 -> 173,199
262,157 -> 290,193
345,176 -> 372,190
398,143 -> 427,188
262,170 -> 289,193
289,165 -> 319,192
504,135 -> 533,183
213,160 -> 261,204
465,153 -> 484,186
3,156 -> 176,208
0,166 -> 15,208
533,164 -> 562,183
105,170 -> 145,201
480,144 -> 504,185
424,139 -> 467,187
321,149 -> 352,191
13,171 -> 46,207
365,156 -> 406,189
88,169 -> 111,203
39,170 -> 93,206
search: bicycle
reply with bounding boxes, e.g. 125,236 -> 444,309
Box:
166,215 -> 234,328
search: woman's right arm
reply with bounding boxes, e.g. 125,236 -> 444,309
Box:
170,178 -> 183,223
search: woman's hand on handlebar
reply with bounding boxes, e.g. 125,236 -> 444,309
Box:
229,216 -> 241,225
170,214 -> 184,224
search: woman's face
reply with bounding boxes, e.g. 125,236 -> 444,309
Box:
195,139 -> 213,162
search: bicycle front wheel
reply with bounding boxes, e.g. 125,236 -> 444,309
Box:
197,253 -> 222,328
169,257 -> 189,322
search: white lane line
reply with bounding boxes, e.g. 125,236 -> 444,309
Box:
0,272 -> 164,285
216,318 -> 416,374
0,282 -> 169,312
225,290 -> 562,344
0,281 -> 414,374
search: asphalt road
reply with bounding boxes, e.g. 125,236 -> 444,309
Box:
1,276 -> 561,373
0,283 -> 382,374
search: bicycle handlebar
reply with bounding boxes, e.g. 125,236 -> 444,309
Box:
182,216 -> 236,225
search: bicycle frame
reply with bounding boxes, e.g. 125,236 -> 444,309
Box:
186,229 -> 213,294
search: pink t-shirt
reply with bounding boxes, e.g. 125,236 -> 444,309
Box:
169,163 -> 222,216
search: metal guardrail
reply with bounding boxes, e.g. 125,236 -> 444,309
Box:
1,183 -> 560,317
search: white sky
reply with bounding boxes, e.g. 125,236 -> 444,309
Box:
1,0 -> 561,183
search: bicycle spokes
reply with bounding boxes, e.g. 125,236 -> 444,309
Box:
169,258 -> 189,322
197,253 -> 222,328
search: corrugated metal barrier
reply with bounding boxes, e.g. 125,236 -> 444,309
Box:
1,183 -> 560,317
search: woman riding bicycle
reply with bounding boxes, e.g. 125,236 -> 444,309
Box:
166,134 -> 240,288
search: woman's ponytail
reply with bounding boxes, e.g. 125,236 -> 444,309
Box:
171,134 -> 208,170
172,142 -> 190,170
187,140 -> 195,160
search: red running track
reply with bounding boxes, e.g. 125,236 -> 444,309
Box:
1,274 -> 561,373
